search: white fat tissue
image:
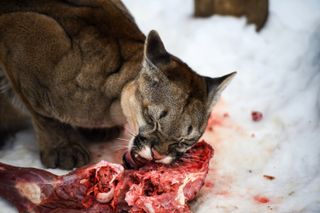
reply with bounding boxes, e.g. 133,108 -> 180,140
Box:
15,182 -> 42,205
175,172 -> 206,206
145,202 -> 156,213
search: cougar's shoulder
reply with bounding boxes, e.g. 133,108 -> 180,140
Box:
59,0 -> 145,42
66,0 -> 136,23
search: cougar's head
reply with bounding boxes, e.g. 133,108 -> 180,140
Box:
121,30 -> 236,166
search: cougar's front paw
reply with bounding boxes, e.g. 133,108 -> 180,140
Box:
40,144 -> 90,170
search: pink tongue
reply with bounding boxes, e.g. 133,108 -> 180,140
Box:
123,152 -> 138,169
123,151 -> 151,169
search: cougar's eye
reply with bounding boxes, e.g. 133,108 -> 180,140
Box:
150,79 -> 159,87
181,142 -> 189,147
178,143 -> 185,147
159,110 -> 168,119
143,110 -> 153,124
187,125 -> 193,135
176,142 -> 189,151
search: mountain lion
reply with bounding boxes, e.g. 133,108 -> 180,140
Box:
0,0 -> 235,169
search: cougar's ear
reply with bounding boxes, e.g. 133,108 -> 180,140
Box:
205,72 -> 237,111
143,30 -> 170,69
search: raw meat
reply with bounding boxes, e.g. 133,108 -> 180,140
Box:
0,141 -> 213,213
0,161 -> 123,212
251,111 -> 263,122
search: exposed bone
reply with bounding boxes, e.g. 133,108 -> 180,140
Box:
96,188 -> 115,203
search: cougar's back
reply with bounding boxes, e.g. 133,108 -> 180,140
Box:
0,0 -> 145,41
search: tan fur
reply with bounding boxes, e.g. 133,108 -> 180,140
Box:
0,93 -> 29,144
121,30 -> 236,164
0,0 -> 235,169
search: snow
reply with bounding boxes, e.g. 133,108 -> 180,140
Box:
1,0 -> 320,212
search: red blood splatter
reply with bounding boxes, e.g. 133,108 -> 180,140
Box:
205,181 -> 214,188
251,111 -> 263,122
254,195 -> 270,204
206,114 -> 223,131
223,112 -> 229,118
209,117 -> 223,126
263,175 -> 275,180
216,191 -> 229,196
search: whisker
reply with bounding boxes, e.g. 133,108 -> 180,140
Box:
114,144 -> 128,148
112,148 -> 127,152
112,143 -> 129,148
110,143 -> 129,151
181,155 -> 201,159
180,155 -> 203,161
116,138 -> 130,142
124,128 -> 135,137
182,159 -> 203,164
182,153 -> 201,158
182,156 -> 201,160
125,124 -> 137,137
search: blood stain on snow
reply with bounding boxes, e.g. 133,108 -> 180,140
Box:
204,181 -> 214,188
223,112 -> 229,118
207,116 -> 223,128
263,175 -> 275,180
251,111 -> 263,122
254,195 -> 270,204
206,112 -> 229,132
216,191 -> 229,196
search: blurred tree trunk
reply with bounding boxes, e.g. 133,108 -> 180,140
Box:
194,0 -> 213,17
194,0 -> 269,31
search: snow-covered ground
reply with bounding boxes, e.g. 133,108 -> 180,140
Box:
1,0 -> 320,212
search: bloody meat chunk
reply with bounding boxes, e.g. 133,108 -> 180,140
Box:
0,141 -> 213,213
119,141 -> 213,212
251,111 -> 263,122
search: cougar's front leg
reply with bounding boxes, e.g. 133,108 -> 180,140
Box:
33,115 -> 90,170
0,94 -> 29,145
